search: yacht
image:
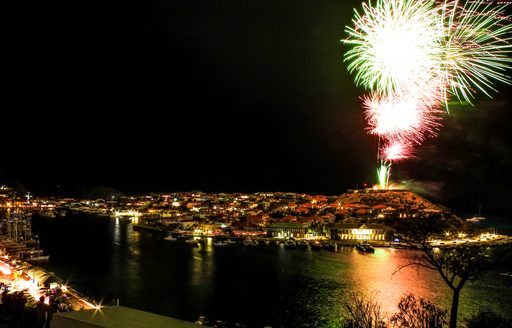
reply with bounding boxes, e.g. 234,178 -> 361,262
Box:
196,315 -> 208,325
18,249 -> 50,262
467,205 -> 486,223
26,254 -> 50,262
284,240 -> 296,248
310,241 -> 323,250
356,242 -> 375,253
184,238 -> 199,245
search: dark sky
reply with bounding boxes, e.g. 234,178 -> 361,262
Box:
2,0 -> 512,215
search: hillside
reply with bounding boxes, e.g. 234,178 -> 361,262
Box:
337,190 -> 448,212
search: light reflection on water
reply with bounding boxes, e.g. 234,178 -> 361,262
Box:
192,241 -> 215,286
347,248 -> 447,315
33,216 -> 512,327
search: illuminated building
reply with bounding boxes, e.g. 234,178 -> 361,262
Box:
267,222 -> 307,239
331,223 -> 394,241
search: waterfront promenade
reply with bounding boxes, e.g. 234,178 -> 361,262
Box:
0,254 -> 100,327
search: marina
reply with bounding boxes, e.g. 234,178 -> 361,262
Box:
0,210 -> 49,264
0,209 -> 101,327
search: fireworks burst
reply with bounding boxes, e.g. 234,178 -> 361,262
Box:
380,140 -> 414,162
343,0 -> 512,188
439,0 -> 512,104
344,0 -> 443,94
345,0 -> 512,104
363,92 -> 442,144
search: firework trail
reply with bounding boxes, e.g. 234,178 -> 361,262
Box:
343,0 -> 512,188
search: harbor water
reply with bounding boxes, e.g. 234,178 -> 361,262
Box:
32,215 -> 512,327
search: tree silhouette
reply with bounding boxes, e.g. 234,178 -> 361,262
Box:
395,218 -> 511,328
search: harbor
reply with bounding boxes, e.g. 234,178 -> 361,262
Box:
0,188 -> 509,327
30,214 -> 512,327
132,221 -> 399,251
131,220 -> 511,251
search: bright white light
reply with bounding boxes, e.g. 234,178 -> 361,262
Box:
345,0 -> 444,93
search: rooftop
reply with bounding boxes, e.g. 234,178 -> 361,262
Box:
52,306 -> 203,328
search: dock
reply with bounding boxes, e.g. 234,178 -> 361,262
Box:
132,224 -> 165,233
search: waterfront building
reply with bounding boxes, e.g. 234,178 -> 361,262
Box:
193,222 -> 226,236
330,223 -> 394,241
231,220 -> 266,236
267,222 -> 307,239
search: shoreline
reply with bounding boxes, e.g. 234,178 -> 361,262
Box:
0,254 -> 100,312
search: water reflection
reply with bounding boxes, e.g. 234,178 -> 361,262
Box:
191,238 -> 215,286
32,215 -> 512,327
347,248 -> 446,314
113,217 -> 120,245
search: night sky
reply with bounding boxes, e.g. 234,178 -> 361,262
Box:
2,1 -> 512,215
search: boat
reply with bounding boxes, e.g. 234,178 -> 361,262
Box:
184,238 -> 200,246
284,240 -> 296,248
297,241 -> 309,250
310,241 -> 323,250
356,243 -> 375,253
164,235 -> 177,241
26,255 -> 50,262
55,209 -> 68,218
467,216 -> 486,223
17,249 -> 44,257
38,211 -> 57,218
467,205 -> 486,223
213,240 -> 228,247
18,249 -> 50,262
196,315 -> 208,326
324,242 -> 338,252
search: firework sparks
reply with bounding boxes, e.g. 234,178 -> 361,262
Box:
380,140 -> 414,162
344,0 -> 512,104
344,0 -> 444,94
363,92 -> 442,144
377,161 -> 391,189
343,0 -> 512,188
439,0 -> 512,104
